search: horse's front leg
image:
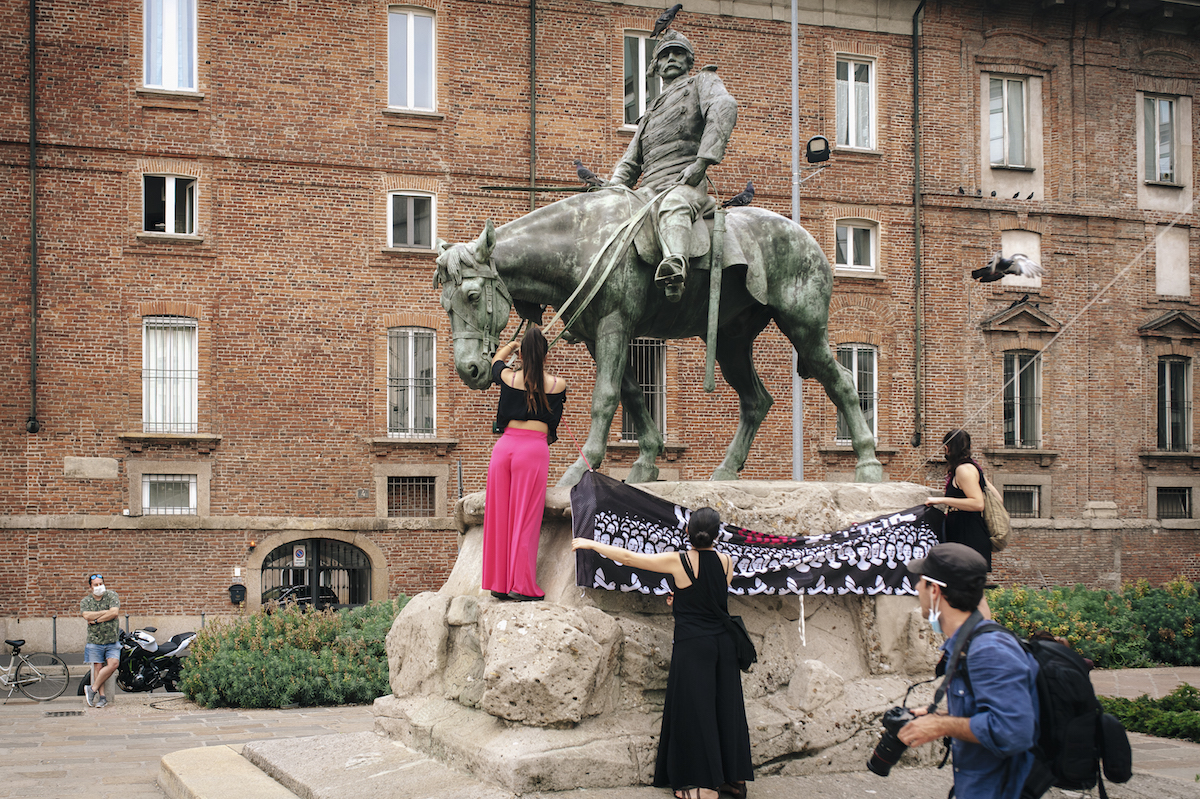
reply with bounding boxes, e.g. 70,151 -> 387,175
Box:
557,316 -> 631,487
711,326 -> 773,480
801,346 -> 882,483
620,360 -> 663,484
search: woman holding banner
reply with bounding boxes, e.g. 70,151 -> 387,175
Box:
573,508 -> 752,799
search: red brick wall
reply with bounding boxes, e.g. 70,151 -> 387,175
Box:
1,1 -> 1198,616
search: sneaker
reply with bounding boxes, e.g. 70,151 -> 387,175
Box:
95,696 -> 107,708
84,685 -> 96,707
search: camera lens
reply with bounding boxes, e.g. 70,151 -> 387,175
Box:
867,729 -> 907,777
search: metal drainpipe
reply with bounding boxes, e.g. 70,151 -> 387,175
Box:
910,0 -> 926,449
528,0 -> 536,213
27,0 -> 41,435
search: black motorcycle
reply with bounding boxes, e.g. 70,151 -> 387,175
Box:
78,626 -> 197,694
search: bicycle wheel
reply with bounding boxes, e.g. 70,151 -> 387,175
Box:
16,653 -> 69,701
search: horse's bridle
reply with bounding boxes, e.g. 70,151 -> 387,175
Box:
442,262 -> 512,358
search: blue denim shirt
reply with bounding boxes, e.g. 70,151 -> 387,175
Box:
941,625 -> 1039,799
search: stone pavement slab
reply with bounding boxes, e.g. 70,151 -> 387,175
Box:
1091,666 -> 1200,701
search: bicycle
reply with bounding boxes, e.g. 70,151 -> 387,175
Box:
1,639 -> 69,701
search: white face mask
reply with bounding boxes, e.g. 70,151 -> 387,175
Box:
92,584 -> 105,597
927,594 -> 943,636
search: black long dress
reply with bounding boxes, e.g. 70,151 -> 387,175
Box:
944,462 -> 992,570
653,550 -> 754,792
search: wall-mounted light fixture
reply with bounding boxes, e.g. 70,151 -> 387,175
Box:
248,539 -> 257,552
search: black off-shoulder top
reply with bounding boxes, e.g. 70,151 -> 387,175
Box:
492,360 -> 567,444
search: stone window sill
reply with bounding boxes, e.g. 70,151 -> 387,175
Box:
990,164 -> 1036,172
380,247 -> 437,257
608,440 -> 688,462
834,268 -> 885,280
1139,451 -> 1200,467
370,436 -> 458,456
136,232 -> 205,244
982,448 -> 1058,467
1145,180 -> 1185,190
820,445 -> 898,465
137,87 -> 205,100
833,147 -> 882,158
382,108 -> 444,120
118,432 -> 221,453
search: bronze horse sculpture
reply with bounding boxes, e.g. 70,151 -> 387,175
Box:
435,190 -> 882,487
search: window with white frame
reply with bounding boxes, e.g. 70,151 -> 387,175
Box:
143,175 -> 196,235
835,344 -> 877,442
388,192 -> 434,248
989,76 -> 1027,168
142,316 -> 198,433
144,0 -> 197,91
624,33 -> 662,125
1003,350 -> 1040,448
836,58 -> 874,149
835,221 -> 876,272
142,473 -> 197,515
388,327 -> 435,437
1158,356 -> 1191,452
388,7 -> 435,111
1144,96 -> 1177,183
621,338 -> 666,440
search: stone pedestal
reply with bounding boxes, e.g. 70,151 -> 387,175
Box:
376,480 -> 943,791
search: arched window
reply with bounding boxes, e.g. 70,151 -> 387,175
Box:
259,538 -> 372,609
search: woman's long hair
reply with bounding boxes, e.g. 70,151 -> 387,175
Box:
687,507 -> 721,548
519,325 -> 550,413
943,429 -> 973,474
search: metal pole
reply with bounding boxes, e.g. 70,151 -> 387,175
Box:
51,615 -> 56,655
790,0 -> 803,480
528,0 -> 537,213
26,0 -> 41,435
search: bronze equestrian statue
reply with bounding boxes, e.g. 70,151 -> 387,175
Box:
434,30 -> 881,487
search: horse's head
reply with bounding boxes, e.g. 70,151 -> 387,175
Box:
434,221 -> 513,390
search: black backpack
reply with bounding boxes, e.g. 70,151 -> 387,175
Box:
958,621 -> 1132,799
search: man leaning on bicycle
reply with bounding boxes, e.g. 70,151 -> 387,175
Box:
80,573 -> 119,708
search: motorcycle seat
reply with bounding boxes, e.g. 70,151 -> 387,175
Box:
155,641 -> 180,656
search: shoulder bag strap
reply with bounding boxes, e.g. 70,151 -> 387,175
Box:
928,609 -> 984,714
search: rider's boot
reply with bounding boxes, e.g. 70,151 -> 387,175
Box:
656,220 -> 691,303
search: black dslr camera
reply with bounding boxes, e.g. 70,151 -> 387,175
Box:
866,706 -> 917,777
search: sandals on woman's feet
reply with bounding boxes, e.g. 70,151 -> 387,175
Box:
719,782 -> 747,799
674,789 -> 719,799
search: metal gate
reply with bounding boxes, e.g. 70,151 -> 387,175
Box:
259,538 -> 372,609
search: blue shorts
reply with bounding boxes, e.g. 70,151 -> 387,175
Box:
84,642 -> 120,663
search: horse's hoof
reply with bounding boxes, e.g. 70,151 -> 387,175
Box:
854,459 -> 883,483
626,464 -> 660,484
710,467 -> 739,481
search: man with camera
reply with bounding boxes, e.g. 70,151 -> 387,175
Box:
896,543 -> 1039,799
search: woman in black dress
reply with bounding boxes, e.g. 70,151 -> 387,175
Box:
572,508 -> 752,799
925,429 -> 992,614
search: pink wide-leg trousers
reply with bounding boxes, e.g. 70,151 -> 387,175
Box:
482,427 -> 549,597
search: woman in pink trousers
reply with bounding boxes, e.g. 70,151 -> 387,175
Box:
483,325 -> 567,601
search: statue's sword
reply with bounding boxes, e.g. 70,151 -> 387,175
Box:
704,208 -> 726,392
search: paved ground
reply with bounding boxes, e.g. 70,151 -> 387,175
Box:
1,666 -> 1199,799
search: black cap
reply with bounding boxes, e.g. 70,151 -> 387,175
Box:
906,543 -> 987,589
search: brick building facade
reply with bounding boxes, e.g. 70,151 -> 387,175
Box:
1,0 -> 1198,644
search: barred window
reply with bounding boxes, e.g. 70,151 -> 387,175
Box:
1003,485 -> 1040,518
142,316 -> 198,433
1157,487 -> 1191,520
621,338 -> 666,441
1003,350 -> 1040,448
1157,356 -> 1190,452
142,473 -> 197,515
388,327 -> 435,437
836,344 -> 877,442
388,475 -> 436,517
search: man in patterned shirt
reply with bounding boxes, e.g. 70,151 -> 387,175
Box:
80,573 -> 120,708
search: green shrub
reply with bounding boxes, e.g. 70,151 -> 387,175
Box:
987,578 -> 1200,669
180,597 -> 407,708
1099,684 -> 1200,743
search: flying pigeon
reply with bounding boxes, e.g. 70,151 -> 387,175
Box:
972,252 -> 1045,283
651,3 -> 683,38
722,180 -> 754,208
573,159 -> 605,188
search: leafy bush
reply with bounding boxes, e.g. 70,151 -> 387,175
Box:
988,577 -> 1200,669
180,597 -> 407,708
1099,684 -> 1200,743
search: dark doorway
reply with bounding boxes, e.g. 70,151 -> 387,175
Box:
260,538 -> 372,609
